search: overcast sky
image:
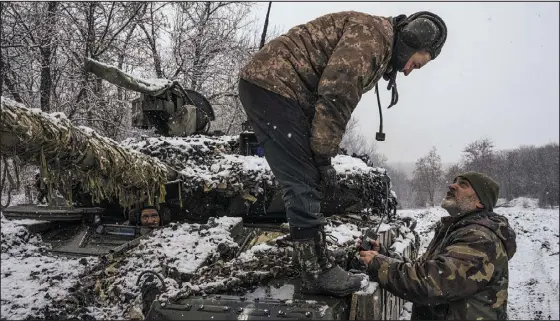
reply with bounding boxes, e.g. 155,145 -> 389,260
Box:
250,2 -> 559,164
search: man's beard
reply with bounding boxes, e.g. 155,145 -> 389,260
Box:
441,193 -> 478,216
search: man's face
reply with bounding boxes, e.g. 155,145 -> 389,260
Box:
441,177 -> 484,216
402,51 -> 432,76
140,209 -> 160,227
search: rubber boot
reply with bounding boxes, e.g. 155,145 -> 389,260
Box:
291,226 -> 363,297
279,233 -> 350,268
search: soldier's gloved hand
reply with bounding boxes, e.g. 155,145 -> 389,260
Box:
318,165 -> 336,199
314,155 -> 336,199
356,236 -> 388,256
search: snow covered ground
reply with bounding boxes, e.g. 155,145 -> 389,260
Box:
398,199 -> 559,320
1,215 -> 99,320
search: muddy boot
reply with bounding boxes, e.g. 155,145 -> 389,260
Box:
293,245 -> 350,270
291,226 -> 363,297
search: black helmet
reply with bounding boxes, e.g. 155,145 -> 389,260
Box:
391,11 -> 447,71
375,12 -> 447,142
130,204 -> 164,226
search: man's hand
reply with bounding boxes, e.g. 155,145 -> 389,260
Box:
356,235 -> 380,251
359,250 -> 379,266
314,155 -> 336,199
356,236 -> 380,265
356,235 -> 389,255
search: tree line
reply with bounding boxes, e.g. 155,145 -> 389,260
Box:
385,138 -> 559,209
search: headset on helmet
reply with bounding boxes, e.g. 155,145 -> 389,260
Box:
394,11 -> 447,63
375,11 -> 447,142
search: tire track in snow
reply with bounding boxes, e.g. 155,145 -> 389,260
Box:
504,206 -> 559,320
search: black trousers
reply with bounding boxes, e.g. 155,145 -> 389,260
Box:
238,79 -> 326,229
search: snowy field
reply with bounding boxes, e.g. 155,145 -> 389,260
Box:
398,198 -> 560,321
1,197 -> 558,320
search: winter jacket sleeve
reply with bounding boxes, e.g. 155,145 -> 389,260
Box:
367,226 -> 502,306
310,21 -> 390,159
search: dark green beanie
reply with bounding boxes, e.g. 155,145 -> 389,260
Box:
457,172 -> 500,211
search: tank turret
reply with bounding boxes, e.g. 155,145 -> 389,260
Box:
85,57 -> 215,136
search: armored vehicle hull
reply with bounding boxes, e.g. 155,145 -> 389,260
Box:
1,95 -> 411,321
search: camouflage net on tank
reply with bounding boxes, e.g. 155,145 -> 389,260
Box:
0,97 -> 169,208
122,135 -> 397,218
0,95 -> 396,217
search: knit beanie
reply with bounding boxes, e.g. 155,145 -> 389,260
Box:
457,172 -> 500,211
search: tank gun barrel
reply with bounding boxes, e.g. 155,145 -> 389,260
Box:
84,57 -> 175,96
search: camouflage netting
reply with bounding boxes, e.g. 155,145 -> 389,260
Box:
1,95 -> 395,216
122,135 -> 397,217
0,97 -> 170,208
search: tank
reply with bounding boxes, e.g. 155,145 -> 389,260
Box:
1,76 -> 411,321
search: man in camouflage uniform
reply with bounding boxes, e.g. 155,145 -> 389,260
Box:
238,10 -> 447,296
359,172 -> 517,320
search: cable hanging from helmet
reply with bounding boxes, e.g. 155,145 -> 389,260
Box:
376,11 -> 446,142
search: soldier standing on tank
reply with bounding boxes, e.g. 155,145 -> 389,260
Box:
238,10 -> 448,296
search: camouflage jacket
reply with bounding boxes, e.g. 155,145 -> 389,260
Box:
368,210 -> 517,320
239,11 -> 394,158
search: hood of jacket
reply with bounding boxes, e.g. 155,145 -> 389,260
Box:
451,210 -> 517,260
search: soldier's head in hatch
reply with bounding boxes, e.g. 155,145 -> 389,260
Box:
140,206 -> 161,227
391,11 -> 447,76
442,172 -> 500,215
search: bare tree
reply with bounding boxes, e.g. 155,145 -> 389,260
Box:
340,117 -> 367,153
1,1 -> 274,139
453,138 -> 559,207
462,137 -> 496,175
53,2 -> 145,138
443,163 -> 463,184
125,2 -> 262,134
136,2 -> 167,78
340,116 -> 387,167
385,165 -> 414,209
0,2 -> 4,99
412,147 -> 443,207
39,2 -> 59,112
495,144 -> 559,207
1,2 -> 62,109
536,143 -> 560,207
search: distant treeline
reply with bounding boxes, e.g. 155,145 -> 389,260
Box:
384,138 -> 559,209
